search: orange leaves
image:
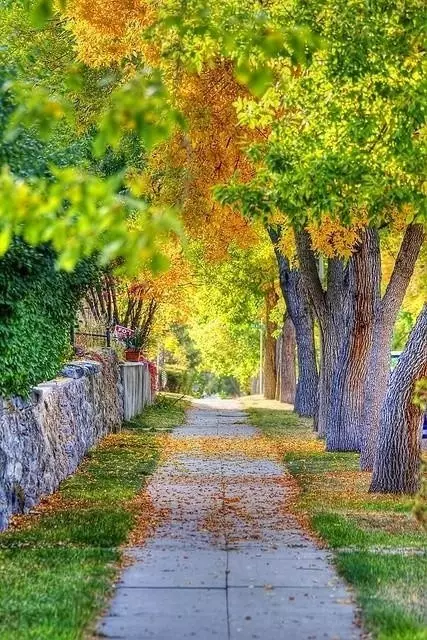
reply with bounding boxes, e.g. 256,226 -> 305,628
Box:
277,226 -> 297,263
65,0 -> 152,67
166,62 -> 260,257
129,245 -> 190,302
199,475 -> 293,544
127,489 -> 170,546
63,3 -> 262,258
159,433 -> 323,464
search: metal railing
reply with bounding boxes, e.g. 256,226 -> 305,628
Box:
71,326 -> 111,348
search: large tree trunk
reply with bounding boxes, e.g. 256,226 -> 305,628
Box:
317,292 -> 350,440
275,313 -> 296,403
296,228 -> 351,440
326,229 -> 380,451
264,287 -> 278,400
293,309 -> 318,417
296,225 -> 425,453
268,226 -> 318,417
370,305 -> 427,494
360,224 -> 425,470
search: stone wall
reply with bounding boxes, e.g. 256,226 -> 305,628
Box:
0,350 -> 123,531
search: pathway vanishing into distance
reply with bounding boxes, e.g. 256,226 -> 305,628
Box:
98,398 -> 361,640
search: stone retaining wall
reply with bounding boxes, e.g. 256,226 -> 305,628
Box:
0,350 -> 125,530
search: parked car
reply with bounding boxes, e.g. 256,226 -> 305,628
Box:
391,351 -> 427,443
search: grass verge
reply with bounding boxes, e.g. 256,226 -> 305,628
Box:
247,406 -> 427,640
0,394 -> 187,640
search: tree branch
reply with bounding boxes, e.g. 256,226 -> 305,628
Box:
295,228 -> 326,318
381,223 -> 425,319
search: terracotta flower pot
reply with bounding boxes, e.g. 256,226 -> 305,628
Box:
125,349 -> 143,362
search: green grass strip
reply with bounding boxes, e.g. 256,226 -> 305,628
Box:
247,406 -> 427,640
0,394 -> 186,640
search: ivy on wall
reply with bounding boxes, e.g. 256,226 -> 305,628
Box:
0,240 -> 99,398
0,66 -> 104,399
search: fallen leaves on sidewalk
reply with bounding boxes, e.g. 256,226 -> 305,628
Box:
127,490 -> 170,546
160,433 -> 323,463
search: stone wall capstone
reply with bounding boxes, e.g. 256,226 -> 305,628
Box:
0,349 -> 123,531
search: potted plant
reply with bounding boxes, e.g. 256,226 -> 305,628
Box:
124,329 -> 146,362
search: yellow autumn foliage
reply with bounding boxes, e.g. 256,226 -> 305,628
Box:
306,211 -> 369,259
65,0 -> 151,67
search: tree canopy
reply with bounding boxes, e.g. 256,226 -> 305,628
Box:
0,0 -> 426,497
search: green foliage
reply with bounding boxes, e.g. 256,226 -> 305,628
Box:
392,310 -> 416,350
4,0 -> 424,270
153,0 -> 323,81
0,22 -> 180,394
186,241 -> 268,388
93,71 -> 183,157
124,328 -> 147,351
164,363 -> 241,398
28,0 -> 55,28
169,324 -> 202,371
3,80 -> 74,143
0,240 -> 98,397
0,142 -> 181,273
0,5 -> 182,271
218,0 -> 427,228
164,364 -> 192,394
0,0 -> 325,268
192,371 -> 241,398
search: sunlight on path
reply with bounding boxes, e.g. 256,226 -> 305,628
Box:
98,398 -> 360,640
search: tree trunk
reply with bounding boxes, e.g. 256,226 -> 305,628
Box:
326,229 -> 380,451
296,225 -> 425,453
318,302 -> 350,439
296,239 -> 351,439
370,305 -> 427,494
264,287 -> 278,400
275,313 -> 296,403
268,226 -> 318,416
360,224 -> 425,470
359,320 -> 394,468
293,309 -> 318,417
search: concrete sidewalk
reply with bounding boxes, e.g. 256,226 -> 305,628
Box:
98,398 -> 360,640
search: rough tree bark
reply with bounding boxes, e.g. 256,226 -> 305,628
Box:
326,229 -> 380,451
296,225 -> 425,453
295,229 -> 352,440
370,305 -> 427,494
359,224 -> 425,470
264,286 -> 278,400
275,313 -> 296,404
268,226 -> 318,417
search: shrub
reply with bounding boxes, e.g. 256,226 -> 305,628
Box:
164,365 -> 193,394
0,239 -> 99,397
